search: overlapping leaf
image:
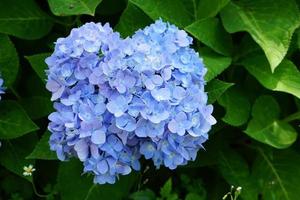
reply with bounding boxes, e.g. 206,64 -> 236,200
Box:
58,160 -> 138,200
130,0 -> 194,27
218,87 -> 251,126
0,0 -> 53,39
48,0 -> 103,16
221,0 -> 300,71
0,34 -> 19,87
0,101 -> 39,139
186,17 -> 233,56
241,55 -> 300,99
245,96 -> 297,148
206,79 -> 233,104
26,131 -> 57,160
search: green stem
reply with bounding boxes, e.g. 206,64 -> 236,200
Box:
31,181 -> 49,198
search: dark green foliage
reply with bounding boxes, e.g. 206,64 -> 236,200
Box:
0,0 -> 299,199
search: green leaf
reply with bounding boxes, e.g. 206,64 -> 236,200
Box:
0,0 -> 53,40
220,0 -> 300,71
0,134 -> 37,182
241,55 -> 300,99
252,148 -> 300,200
200,48 -> 232,82
19,96 -> 53,120
185,17 -> 233,56
96,0 -> 127,16
26,131 -> 57,160
130,0 -> 194,28
58,160 -> 138,200
218,87 -> 251,126
0,34 -> 19,87
130,189 -> 156,200
0,100 -> 39,139
160,178 -> 172,197
185,193 -> 205,200
245,95 -> 297,149
48,0 -> 102,16
297,29 -> 300,49
160,178 -> 178,200
25,53 -> 51,83
197,0 -> 229,19
115,2 -> 152,37
218,148 -> 258,200
206,79 -> 234,104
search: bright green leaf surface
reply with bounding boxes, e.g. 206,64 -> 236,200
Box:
197,0 -> 230,19
245,96 -> 297,148
0,101 -> 39,139
241,55 -> 300,99
218,87 -> 251,126
186,17 -> 233,56
0,34 -> 19,87
200,48 -> 232,82
221,0 -> 300,71
48,0 -> 103,16
206,79 -> 234,104
130,0 -> 194,28
0,0 -> 53,39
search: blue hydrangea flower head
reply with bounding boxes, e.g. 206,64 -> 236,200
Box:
127,19 -> 216,169
46,22 -> 141,184
46,19 -> 216,184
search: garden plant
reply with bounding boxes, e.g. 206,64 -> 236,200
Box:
0,0 -> 300,200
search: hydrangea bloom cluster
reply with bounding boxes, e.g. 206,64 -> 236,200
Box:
0,77 -> 4,100
46,20 -> 216,184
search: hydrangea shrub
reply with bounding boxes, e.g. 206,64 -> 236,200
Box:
0,0 -> 299,199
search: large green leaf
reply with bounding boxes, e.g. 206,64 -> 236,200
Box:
245,96 -> 297,149
58,160 -> 138,200
218,148 -> 258,200
252,148 -> 300,200
0,134 -> 37,182
218,87 -> 251,126
185,17 -> 233,56
26,131 -> 57,160
48,0 -> 102,16
197,0 -> 229,20
200,48 -> 232,82
0,100 -> 39,139
0,0 -> 53,39
25,53 -> 51,83
206,79 -> 233,104
130,0 -> 194,28
96,0 -> 127,16
0,34 -> 19,87
115,2 -> 152,37
19,96 -> 53,120
220,0 -> 300,71
241,55 -> 300,99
